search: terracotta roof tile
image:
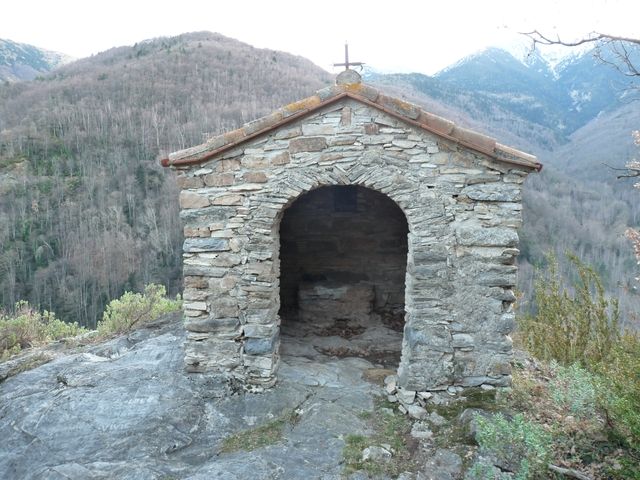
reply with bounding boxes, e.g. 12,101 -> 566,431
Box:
316,85 -> 342,101
417,111 -> 455,136
242,111 -> 284,136
495,143 -> 539,167
451,125 -> 496,153
282,96 -> 323,117
378,94 -> 421,120
161,82 -> 542,172
223,129 -> 246,145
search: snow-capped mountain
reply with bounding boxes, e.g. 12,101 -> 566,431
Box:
440,46 -> 587,77
433,42 -> 628,133
0,39 -> 72,82
498,35 -> 591,72
438,35 -> 592,79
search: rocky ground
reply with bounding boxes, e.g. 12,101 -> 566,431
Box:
0,313 -> 490,480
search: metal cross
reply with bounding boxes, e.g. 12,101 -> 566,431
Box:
333,43 -> 364,71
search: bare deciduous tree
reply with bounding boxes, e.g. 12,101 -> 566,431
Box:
625,131 -> 640,278
522,30 -> 640,78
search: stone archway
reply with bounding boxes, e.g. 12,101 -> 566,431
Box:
213,162 -> 464,392
277,185 -> 409,368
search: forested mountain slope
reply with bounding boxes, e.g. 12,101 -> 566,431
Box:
548,100 -> 640,181
0,32 -> 332,327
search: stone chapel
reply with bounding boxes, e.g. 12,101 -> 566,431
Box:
161,69 -> 541,392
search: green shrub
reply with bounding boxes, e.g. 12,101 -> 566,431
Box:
549,363 -> 597,419
596,333 -> 640,453
518,252 -> 619,366
0,301 -> 87,359
97,284 -> 181,336
517,252 -> 639,455
473,413 -> 552,480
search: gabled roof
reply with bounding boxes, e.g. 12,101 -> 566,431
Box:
161,77 -> 542,172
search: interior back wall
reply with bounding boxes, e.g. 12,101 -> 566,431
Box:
278,185 -> 409,322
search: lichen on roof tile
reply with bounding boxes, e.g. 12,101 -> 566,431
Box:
243,111 -> 284,136
169,143 -> 208,162
223,129 -> 246,145
205,134 -> 229,151
377,94 -> 421,120
353,84 -> 380,102
282,96 -> 323,117
325,83 -> 379,102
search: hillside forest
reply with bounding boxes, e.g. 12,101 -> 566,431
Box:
0,31 -> 638,328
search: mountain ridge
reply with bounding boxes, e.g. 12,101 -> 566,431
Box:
0,38 -> 72,82
436,40 -> 592,77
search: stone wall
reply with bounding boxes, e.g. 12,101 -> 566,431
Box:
173,97 -> 531,391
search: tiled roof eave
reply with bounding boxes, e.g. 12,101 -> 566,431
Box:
161,86 -> 542,172
161,93 -> 349,168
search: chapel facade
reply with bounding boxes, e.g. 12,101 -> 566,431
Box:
161,70 -> 541,392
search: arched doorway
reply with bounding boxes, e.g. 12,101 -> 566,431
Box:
278,185 -> 409,368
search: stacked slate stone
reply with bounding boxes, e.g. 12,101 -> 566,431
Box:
163,70 -> 540,393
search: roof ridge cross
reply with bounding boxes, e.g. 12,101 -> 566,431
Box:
333,43 -> 364,71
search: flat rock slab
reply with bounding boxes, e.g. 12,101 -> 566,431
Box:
298,281 -> 374,324
0,313 -> 384,480
418,449 -> 463,480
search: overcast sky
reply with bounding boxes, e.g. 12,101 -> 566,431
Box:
2,0 -> 637,74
